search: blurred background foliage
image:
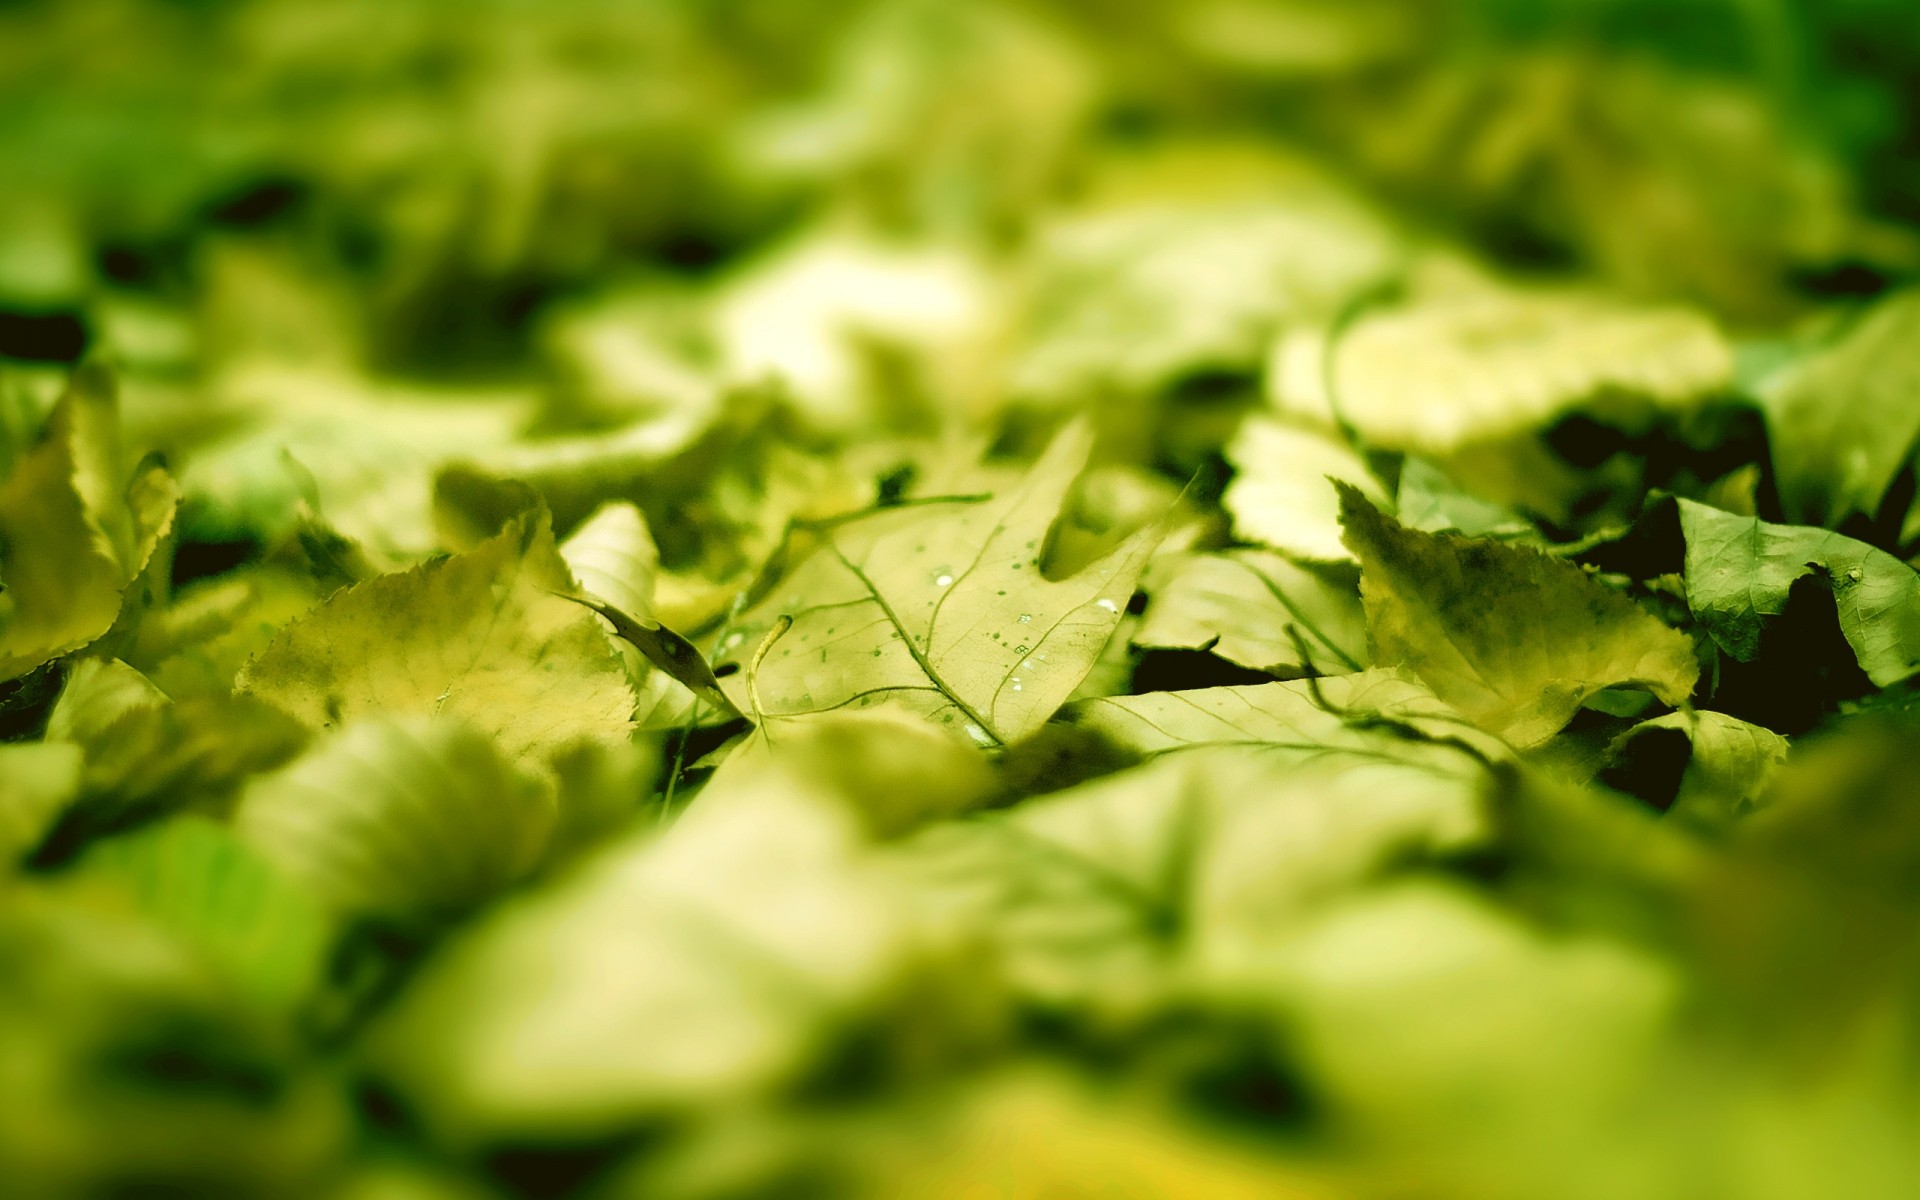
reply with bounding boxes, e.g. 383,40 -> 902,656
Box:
6,1 -> 1920,1198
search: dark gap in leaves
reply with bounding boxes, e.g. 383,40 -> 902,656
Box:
96,1016 -> 285,1106
874,463 -> 916,507
350,1079 -> 422,1141
1792,260 -> 1894,300
1867,461 -> 1918,553
303,924 -> 441,1050
0,309 -> 90,362
1164,366 -> 1255,408
1641,404 -> 1771,500
652,720 -> 750,796
1709,574 -> 1877,734
0,661 -> 64,743
170,537 -> 262,588
1132,649 -> 1276,694
97,243 -> 157,288
373,272 -> 556,376
711,661 -> 741,679
202,177 -> 308,229
484,1135 -> 651,1200
1576,493 -> 1684,578
1599,726 -> 1693,814
1160,449 -> 1231,508
1543,414 -> 1631,470
1468,214 -> 1580,274
650,230 -> 731,276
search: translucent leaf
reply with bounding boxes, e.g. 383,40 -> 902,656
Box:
1341,485 -> 1698,746
712,422 -> 1164,746
1287,287 -> 1731,453
558,501 -> 659,623
1221,417 -> 1385,562
1068,669 -> 1501,766
1134,549 -> 1366,675
237,510 -> 636,764
1677,498 -> 1920,687
236,718 -> 555,927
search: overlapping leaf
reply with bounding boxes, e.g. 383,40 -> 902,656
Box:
236,718 -> 555,927
1134,549 -> 1365,676
237,510 -> 636,764
0,369 -> 178,681
1340,486 -> 1698,746
1756,289 -> 1920,526
712,422 -> 1164,746
1678,498 -> 1920,686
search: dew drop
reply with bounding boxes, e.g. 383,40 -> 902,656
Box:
1096,597 -> 1119,613
935,573 -> 954,587
1017,613 -> 1032,624
962,722 -> 994,747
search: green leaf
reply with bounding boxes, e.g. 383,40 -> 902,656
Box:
892,746 -> 1484,1015
367,769 -> 907,1142
1677,498 -> 1920,686
713,422 -> 1164,746
1134,549 -> 1365,676
0,741 -> 81,866
178,369 -> 528,566
1756,289 -> 1920,526
1286,286 -> 1732,455
1395,457 -> 1533,539
0,369 -> 177,681
552,592 -> 741,721
42,658 -> 309,846
1220,416 -> 1385,562
1014,194 -> 1401,401
558,501 -> 659,622
71,817 -> 334,1013
235,718 -> 555,927
237,510 -> 636,765
1607,710 -> 1788,827
1067,669 -> 1502,766
1340,485 -> 1698,746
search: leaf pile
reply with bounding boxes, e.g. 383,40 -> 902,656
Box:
6,4 -> 1920,1199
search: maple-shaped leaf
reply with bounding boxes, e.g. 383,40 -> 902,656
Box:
1677,498 -> 1920,687
1339,485 -> 1698,746
713,422 -> 1164,746
237,510 -> 636,764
